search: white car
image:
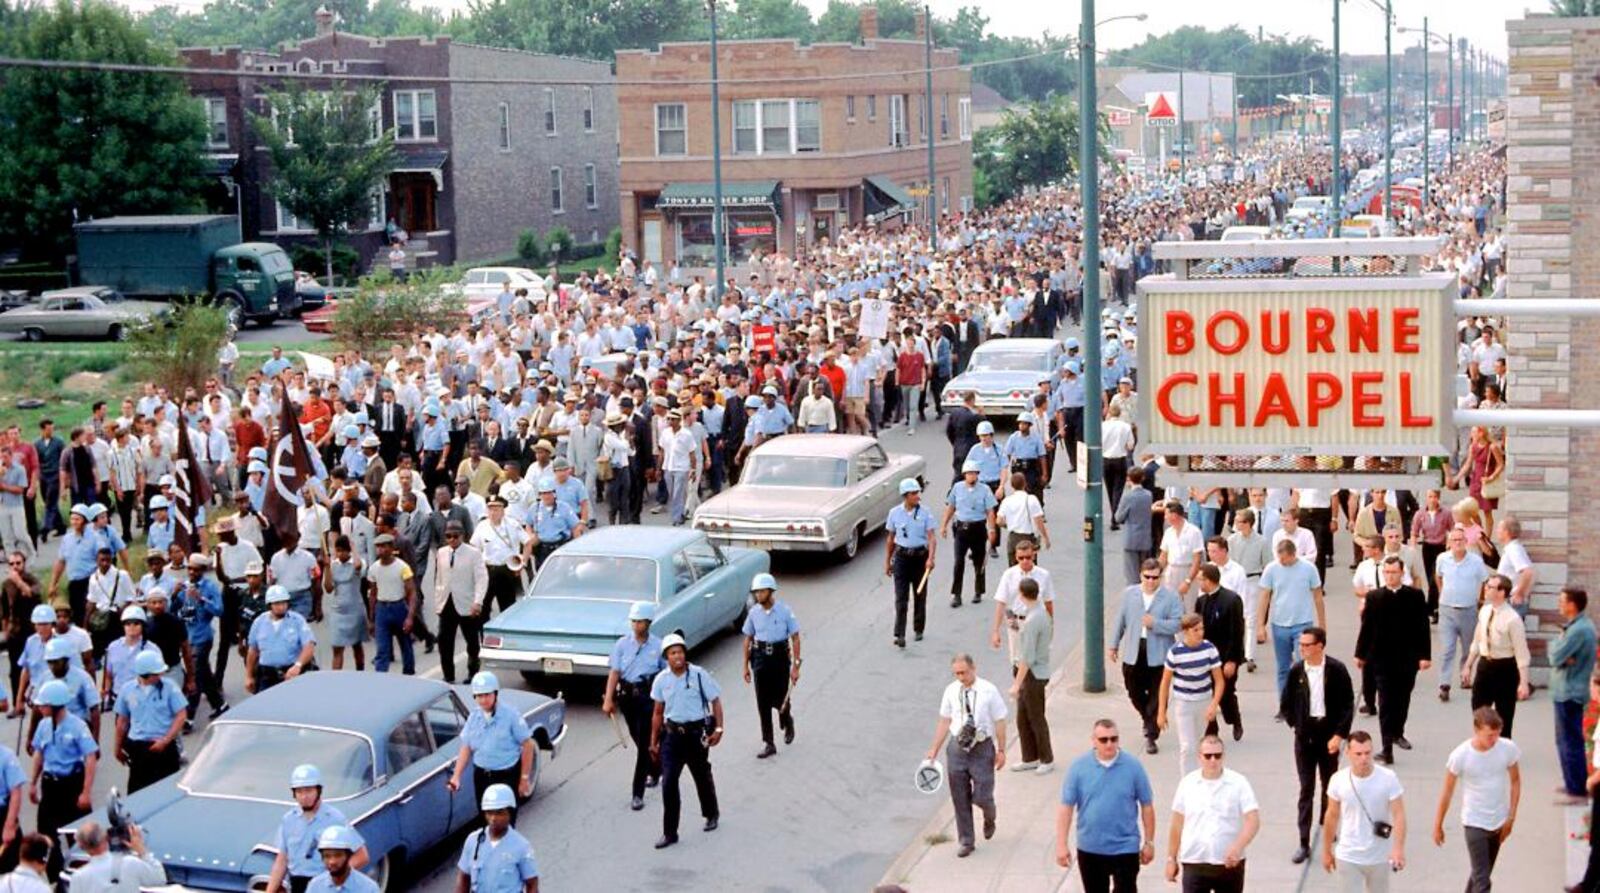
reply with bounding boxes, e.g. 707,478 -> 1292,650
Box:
458,267 -> 547,302
1220,226 -> 1273,242
1285,196 -> 1332,222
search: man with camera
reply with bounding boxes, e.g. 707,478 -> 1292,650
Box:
1322,730 -> 1407,891
64,819 -> 166,891
923,653 -> 1008,859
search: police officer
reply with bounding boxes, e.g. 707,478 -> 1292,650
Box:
266,765 -> 370,893
41,636 -> 97,730
306,826 -> 378,893
742,573 -> 801,759
246,585 -> 316,694
649,633 -> 722,849
964,422 -> 1005,494
1053,357 -> 1086,474
548,457 -> 591,530
526,478 -> 581,569
112,651 -> 185,793
1005,413 -> 1047,501
0,737 -> 25,874
28,678 -> 98,880
602,601 -> 665,811
885,478 -> 937,648
455,785 -> 540,893
940,461 -> 998,609
447,671 -> 535,822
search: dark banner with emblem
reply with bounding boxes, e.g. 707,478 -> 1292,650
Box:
172,422 -> 213,555
264,394 -> 315,544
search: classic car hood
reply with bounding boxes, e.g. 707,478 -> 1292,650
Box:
696,486 -> 852,521
486,594 -> 634,642
117,784 -> 287,872
946,369 -> 1043,392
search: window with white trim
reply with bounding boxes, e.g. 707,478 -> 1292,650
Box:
549,167 -> 564,213
584,163 -> 597,208
733,100 -> 757,154
867,94 -> 877,121
367,97 -> 382,142
940,93 -> 950,139
958,96 -> 972,141
846,95 -> 856,122
203,97 -> 228,148
497,102 -> 511,150
888,94 -> 907,147
543,88 -> 556,135
275,198 -> 312,233
795,99 -> 820,152
760,100 -> 790,154
732,99 -> 820,155
394,90 -> 437,141
655,103 -> 686,155
582,86 -> 595,132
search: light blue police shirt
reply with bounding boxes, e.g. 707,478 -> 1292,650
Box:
885,503 -> 936,549
457,826 -> 538,892
742,600 -> 800,643
650,664 -> 719,723
946,481 -> 998,523
461,706 -> 532,772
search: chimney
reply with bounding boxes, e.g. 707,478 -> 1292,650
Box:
914,11 -> 927,42
859,7 -> 879,42
314,4 -> 336,38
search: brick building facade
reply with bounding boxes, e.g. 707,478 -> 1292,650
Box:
615,12 -> 971,274
182,12 -> 619,271
1502,14 -> 1600,667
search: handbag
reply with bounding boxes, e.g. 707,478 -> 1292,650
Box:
1481,472 -> 1506,500
596,455 -> 614,482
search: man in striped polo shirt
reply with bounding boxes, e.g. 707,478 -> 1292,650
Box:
1157,613 -> 1224,776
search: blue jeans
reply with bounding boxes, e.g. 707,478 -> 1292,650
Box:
1556,698 -> 1588,796
666,470 -> 689,524
289,589 -> 312,620
374,601 -> 415,674
1272,622 -> 1311,697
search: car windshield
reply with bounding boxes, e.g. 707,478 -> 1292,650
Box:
182,723 -> 374,801
741,455 -> 848,487
531,555 -> 657,602
261,251 -> 293,275
968,350 -> 1051,373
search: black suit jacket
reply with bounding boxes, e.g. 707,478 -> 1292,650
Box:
945,405 -> 980,465
481,434 -> 517,465
1355,585 -> 1432,667
1196,586 -> 1246,666
1279,656 -> 1354,741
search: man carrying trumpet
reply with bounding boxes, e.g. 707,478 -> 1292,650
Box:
471,495 -> 532,619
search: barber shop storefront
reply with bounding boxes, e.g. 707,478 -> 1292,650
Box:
657,180 -> 781,267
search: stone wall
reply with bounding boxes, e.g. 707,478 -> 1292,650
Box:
1505,15 -> 1600,665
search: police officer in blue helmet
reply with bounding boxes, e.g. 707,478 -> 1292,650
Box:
454,784 -> 539,892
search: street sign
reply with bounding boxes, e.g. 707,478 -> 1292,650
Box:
1488,101 -> 1506,142
907,186 -> 932,198
1106,108 -> 1133,128
1144,92 -> 1178,127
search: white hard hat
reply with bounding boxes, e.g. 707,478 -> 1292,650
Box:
660,633 -> 688,653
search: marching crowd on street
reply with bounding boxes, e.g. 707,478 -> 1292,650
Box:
0,128 -> 1572,893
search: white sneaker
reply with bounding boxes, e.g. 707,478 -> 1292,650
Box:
1035,762 -> 1055,775
1009,760 -> 1038,772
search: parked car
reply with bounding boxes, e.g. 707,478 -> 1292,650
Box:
1220,225 -> 1273,242
458,267 -> 547,302
480,526 -> 768,681
59,673 -> 565,891
0,286 -> 168,341
941,338 -> 1065,418
302,293 -> 497,334
694,434 -> 925,559
1285,196 -> 1332,222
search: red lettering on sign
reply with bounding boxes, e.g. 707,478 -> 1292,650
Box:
1306,373 -> 1343,426
1399,372 -> 1433,426
1351,372 -> 1384,427
1260,310 -> 1290,355
1205,311 -> 1248,355
1392,308 -> 1420,353
1207,372 -> 1246,426
1165,311 -> 1195,355
1156,373 -> 1199,427
1251,373 -> 1301,427
1306,309 -> 1336,353
1347,307 -> 1380,353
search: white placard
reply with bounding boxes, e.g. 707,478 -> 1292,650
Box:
300,351 -> 337,381
858,297 -> 891,340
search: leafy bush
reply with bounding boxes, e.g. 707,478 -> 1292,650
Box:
331,270 -> 463,356
289,243 -> 361,283
515,228 -> 546,266
126,302 -> 230,395
545,225 -> 575,261
604,226 -> 623,266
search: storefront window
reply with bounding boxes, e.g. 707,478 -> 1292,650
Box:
673,211 -> 778,266
676,213 -> 718,267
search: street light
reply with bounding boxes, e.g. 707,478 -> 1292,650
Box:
1399,24 -> 1451,197
705,0 -> 726,301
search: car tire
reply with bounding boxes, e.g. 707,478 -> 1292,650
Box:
22,327 -> 43,343
839,522 -> 864,561
524,747 -> 543,800
217,294 -> 246,329
107,324 -> 124,342
370,852 -> 396,892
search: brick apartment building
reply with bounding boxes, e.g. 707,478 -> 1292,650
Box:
181,8 -> 619,270
615,9 -> 972,272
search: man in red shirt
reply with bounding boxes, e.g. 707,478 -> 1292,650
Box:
232,408 -> 266,490
895,333 -> 927,436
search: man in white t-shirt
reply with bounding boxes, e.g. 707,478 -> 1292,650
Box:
1432,708 -> 1521,893
1165,735 -> 1259,890
923,654 -> 1008,858
1492,517 -> 1535,618
1323,731 -> 1406,890
1158,502 -> 1205,601
996,472 -> 1050,565
988,541 -> 1056,665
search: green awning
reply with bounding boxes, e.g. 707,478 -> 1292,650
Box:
863,175 -> 916,217
658,180 -> 781,211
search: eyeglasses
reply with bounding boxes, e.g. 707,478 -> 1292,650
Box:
1141,574 -> 1160,581
1200,752 -> 1224,760
1095,735 -> 1120,743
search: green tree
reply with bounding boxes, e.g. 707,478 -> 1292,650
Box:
721,0 -> 814,41
1551,0 -> 1600,14
454,0 -> 702,59
127,302 -> 231,395
251,83 -> 397,283
973,95 -> 1106,206
1107,26 -> 1332,108
139,0 -> 448,51
332,268 -> 461,355
0,0 -> 207,260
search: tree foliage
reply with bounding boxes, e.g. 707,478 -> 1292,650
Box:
1107,26 -> 1333,108
139,0 -> 448,51
973,95 -> 1108,207
720,0 -> 814,42
250,83 -> 397,283
1550,0 -> 1600,14
331,269 -> 462,355
0,0 -> 208,260
126,302 -> 231,395
452,0 -> 703,58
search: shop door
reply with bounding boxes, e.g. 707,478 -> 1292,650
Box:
642,217 -> 663,265
393,175 -> 437,234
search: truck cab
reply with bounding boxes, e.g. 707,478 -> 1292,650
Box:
212,243 -> 298,326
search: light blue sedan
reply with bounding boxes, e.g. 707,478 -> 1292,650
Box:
481,526 -> 769,681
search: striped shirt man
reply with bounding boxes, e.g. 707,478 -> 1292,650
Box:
1164,640 -> 1221,700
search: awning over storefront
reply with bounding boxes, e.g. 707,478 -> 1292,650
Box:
204,153 -> 240,179
658,180 -> 781,211
863,174 -> 916,218
392,148 -> 449,191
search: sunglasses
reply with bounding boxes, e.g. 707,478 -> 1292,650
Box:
1096,735 -> 1120,743
1141,574 -> 1160,581
1200,752 -> 1224,760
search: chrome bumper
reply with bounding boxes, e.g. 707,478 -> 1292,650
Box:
480,647 -> 611,676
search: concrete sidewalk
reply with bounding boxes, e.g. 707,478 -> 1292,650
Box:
881,564 -> 1577,892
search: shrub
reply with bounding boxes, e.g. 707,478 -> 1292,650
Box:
126,302 -> 231,395
604,226 -> 623,266
331,270 -> 463,356
288,243 -> 361,283
545,225 -> 575,261
515,228 -> 546,266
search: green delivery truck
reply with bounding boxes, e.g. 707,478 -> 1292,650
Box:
73,215 -> 299,327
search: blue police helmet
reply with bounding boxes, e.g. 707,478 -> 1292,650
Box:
134,651 -> 167,677
290,763 -> 323,789
898,478 -> 923,496
30,604 -> 55,625
43,637 -> 75,662
35,680 -> 70,708
481,783 -> 517,812
976,420 -> 995,436
470,670 -> 500,695
749,572 -> 778,593
265,585 -> 291,604
628,601 -> 655,622
316,825 -> 363,852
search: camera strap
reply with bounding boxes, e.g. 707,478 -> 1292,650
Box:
1348,771 -> 1381,829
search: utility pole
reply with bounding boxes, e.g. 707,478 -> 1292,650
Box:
1447,33 -> 1454,171
924,5 -> 937,250
1423,18 -> 1430,208
1331,0 -> 1342,235
1078,0 -> 1106,694
1384,0 -> 1392,219
707,0 -> 726,300
1178,67 -> 1186,176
